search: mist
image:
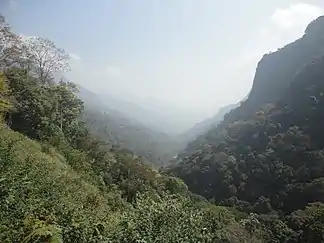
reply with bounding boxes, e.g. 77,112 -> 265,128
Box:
2,0 -> 324,133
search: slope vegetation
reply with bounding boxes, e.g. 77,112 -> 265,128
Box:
1,124 -> 259,242
0,15 -> 264,242
169,16 -> 324,242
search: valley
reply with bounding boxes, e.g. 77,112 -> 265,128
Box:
1,7 -> 324,243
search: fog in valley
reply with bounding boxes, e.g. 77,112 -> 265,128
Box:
3,0 -> 324,135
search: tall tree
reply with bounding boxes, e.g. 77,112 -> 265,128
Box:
21,36 -> 71,83
50,80 -> 85,142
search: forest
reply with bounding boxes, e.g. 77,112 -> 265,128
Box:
1,12 -> 324,243
169,16 -> 324,242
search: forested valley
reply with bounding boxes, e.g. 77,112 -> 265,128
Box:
1,12 -> 324,243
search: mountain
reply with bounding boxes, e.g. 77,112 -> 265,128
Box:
98,93 -> 204,134
181,103 -> 239,143
76,84 -> 184,166
247,16 -> 324,111
79,86 -> 244,165
168,16 -> 324,242
97,93 -> 178,134
1,70 -> 259,243
0,17 -> 265,240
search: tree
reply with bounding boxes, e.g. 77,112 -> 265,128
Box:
0,14 -> 22,69
49,81 -> 85,142
5,67 -> 85,143
0,72 -> 13,120
21,36 -> 70,83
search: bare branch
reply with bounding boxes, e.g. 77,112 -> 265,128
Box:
21,36 -> 71,83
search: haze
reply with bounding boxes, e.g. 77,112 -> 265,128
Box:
2,0 -> 324,132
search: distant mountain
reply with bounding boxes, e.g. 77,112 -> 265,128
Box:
97,93 -> 204,134
168,15 -> 324,226
97,93 -> 176,134
181,103 -> 239,143
76,84 -> 108,111
76,84 -> 184,166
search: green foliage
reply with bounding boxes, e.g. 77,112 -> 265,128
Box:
22,216 -> 62,243
287,203 -> 324,242
164,176 -> 188,194
0,72 -> 13,120
0,51 -> 265,241
170,17 -> 324,243
0,125 -> 113,242
4,68 -> 86,145
0,125 -> 262,242
171,56 -> 324,217
108,193 -> 260,243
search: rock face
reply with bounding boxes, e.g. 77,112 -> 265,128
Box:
247,15 -> 324,109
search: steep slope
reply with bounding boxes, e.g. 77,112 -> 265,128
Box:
181,103 -> 239,143
0,67 -> 262,242
1,124 -> 263,242
171,55 -> 324,209
0,67 -> 263,242
168,16 -> 324,242
247,16 -> 324,110
75,84 -> 109,112
176,15 -> 324,160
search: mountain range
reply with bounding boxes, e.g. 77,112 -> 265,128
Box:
75,81 -> 237,166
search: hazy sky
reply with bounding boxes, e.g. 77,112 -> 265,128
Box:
1,0 -> 324,118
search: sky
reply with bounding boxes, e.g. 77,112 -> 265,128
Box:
1,0 -> 324,120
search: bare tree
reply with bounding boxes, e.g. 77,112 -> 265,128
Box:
0,14 -> 23,69
22,36 -> 71,83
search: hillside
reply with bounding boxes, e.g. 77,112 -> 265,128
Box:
181,103 -> 239,143
0,62 -> 259,243
76,84 -> 184,166
168,16 -> 324,242
0,15 -> 267,242
98,93 -> 183,134
247,16 -> 324,111
1,123 -> 260,242
77,84 -> 238,166
83,108 -> 183,166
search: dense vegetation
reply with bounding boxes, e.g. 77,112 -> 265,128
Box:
0,14 -> 266,242
169,16 -> 324,242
